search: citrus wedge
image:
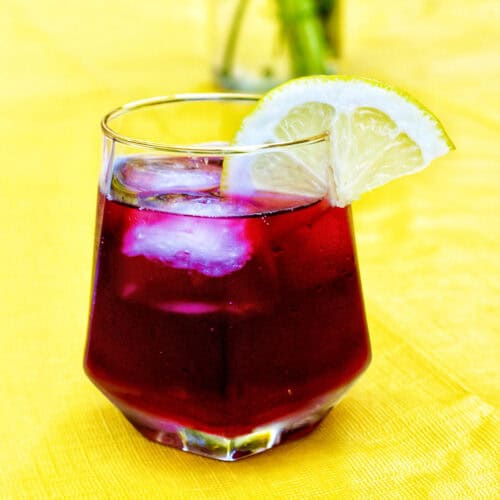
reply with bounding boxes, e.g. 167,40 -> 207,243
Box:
221,76 -> 454,206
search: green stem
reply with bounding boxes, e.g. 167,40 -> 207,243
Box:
317,0 -> 335,47
220,0 -> 337,87
277,0 -> 329,76
220,0 -> 251,79
319,0 -> 340,57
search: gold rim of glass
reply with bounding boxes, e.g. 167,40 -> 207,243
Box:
101,93 -> 329,155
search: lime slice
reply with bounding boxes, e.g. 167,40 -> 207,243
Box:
221,76 -> 454,206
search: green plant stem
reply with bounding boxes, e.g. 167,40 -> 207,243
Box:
221,0 -> 335,84
277,0 -> 329,76
317,0 -> 335,47
220,0 -> 250,79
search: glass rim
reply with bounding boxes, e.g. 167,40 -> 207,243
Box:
101,93 -> 329,155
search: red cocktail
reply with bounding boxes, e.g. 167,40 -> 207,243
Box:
85,95 -> 370,460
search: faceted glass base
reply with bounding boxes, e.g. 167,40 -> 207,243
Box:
119,386 -> 350,461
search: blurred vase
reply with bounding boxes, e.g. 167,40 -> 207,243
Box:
211,0 -> 342,92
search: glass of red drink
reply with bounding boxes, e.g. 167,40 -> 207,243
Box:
84,94 -> 371,461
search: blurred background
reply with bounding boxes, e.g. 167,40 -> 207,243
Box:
1,0 -> 498,497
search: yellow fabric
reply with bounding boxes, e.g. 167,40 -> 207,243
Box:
1,0 -> 499,497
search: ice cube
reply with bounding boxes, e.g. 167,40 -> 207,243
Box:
139,192 -> 259,217
122,217 -> 252,277
111,156 -> 221,205
141,301 -> 265,315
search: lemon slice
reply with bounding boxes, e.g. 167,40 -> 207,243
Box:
221,76 -> 454,206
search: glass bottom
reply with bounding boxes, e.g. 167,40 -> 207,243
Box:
119,385 -> 350,461
213,61 -> 339,93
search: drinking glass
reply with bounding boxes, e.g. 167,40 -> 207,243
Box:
211,0 -> 342,92
84,94 -> 370,461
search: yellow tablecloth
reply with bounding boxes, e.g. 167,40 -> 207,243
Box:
1,0 -> 498,497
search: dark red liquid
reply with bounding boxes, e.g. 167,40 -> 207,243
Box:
85,166 -> 370,438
